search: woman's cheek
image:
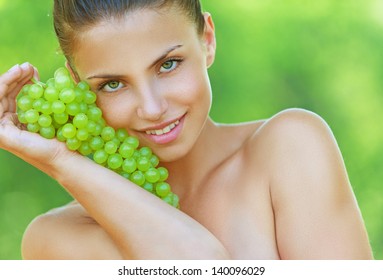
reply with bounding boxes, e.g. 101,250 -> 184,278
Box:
96,95 -> 136,129
172,69 -> 211,105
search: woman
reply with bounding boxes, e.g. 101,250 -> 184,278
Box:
0,0 -> 373,259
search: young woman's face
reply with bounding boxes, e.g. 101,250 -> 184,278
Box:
71,6 -> 216,161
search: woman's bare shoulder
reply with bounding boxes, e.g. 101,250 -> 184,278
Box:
243,108 -> 346,190
241,108 -> 372,259
21,201 -> 123,260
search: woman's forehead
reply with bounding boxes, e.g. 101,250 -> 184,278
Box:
72,8 -> 200,76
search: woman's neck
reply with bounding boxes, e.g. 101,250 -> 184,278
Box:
161,118 -> 235,200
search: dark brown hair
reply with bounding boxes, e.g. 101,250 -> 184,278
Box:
53,0 -> 205,62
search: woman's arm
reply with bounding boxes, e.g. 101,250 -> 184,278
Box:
48,153 -> 229,259
260,109 -> 373,259
0,64 -> 230,260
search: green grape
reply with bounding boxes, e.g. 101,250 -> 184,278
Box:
171,193 -> 180,208
107,153 -> 123,170
93,149 -> 108,164
162,193 -> 174,205
40,101 -> 53,115
86,120 -> 97,135
38,114 -> 53,128
24,109 -> 39,123
145,167 -> 160,183
163,193 -> 179,208
97,118 -> 106,127
104,140 -> 118,154
21,84 -> 31,94
32,98 -> 44,111
142,182 -> 154,193
17,112 -> 27,124
76,128 -> 89,141
119,171 -> 130,180
46,78 -> 55,88
130,170 -> 145,186
122,157 -> 137,173
118,142 -> 135,158
62,123 -> 76,139
137,156 -> 150,172
111,137 -> 121,146
51,100 -> 66,114
155,182 -> 171,198
44,86 -> 59,102
39,125 -> 56,139
54,67 -> 70,78
77,81 -> 90,91
133,150 -> 140,159
52,119 -> 62,129
59,88 -> 76,103
84,90 -> 97,104
55,74 -> 73,91
74,88 -> 85,103
124,136 -> 139,149
28,84 -> 44,99
27,123 -> 40,133
66,102 -> 80,116
89,136 -> 104,151
116,128 -> 129,142
101,126 -> 115,141
150,154 -> 159,167
93,123 -> 103,136
53,112 -> 69,124
56,127 -> 66,142
79,102 -> 88,114
157,167 -> 169,181
139,147 -> 152,158
66,137 -> 82,151
73,113 -> 88,128
87,106 -> 102,121
78,142 -> 92,156
17,95 -> 34,111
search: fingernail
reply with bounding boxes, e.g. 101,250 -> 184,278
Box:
8,64 -> 20,73
20,62 -> 30,70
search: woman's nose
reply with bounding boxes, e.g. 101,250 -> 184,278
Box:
136,86 -> 168,121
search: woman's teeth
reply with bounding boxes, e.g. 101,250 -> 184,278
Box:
146,120 -> 180,135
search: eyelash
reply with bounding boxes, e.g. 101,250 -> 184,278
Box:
97,80 -> 124,93
96,57 -> 184,93
158,57 -> 184,74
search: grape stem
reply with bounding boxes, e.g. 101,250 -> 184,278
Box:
31,78 -> 46,88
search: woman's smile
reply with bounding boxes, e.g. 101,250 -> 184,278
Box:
141,113 -> 186,144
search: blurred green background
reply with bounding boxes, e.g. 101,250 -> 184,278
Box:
0,0 -> 382,259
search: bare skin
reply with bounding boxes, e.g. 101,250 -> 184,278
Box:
0,6 -> 373,260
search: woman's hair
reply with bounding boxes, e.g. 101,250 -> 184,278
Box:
53,0 -> 205,62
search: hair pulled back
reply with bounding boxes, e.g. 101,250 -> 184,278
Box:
53,0 -> 205,62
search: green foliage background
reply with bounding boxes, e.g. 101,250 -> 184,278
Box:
0,0 -> 382,259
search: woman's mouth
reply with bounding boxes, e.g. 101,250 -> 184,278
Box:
142,115 -> 185,145
145,119 -> 180,136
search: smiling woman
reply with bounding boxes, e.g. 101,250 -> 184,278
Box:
0,0 -> 376,260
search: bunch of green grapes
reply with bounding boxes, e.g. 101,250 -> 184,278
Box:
16,67 -> 179,208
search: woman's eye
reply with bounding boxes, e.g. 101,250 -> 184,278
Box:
159,59 -> 179,73
101,81 -> 123,92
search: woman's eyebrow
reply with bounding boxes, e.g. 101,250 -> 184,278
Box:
87,74 -> 125,80
148,44 -> 183,70
86,44 -> 183,80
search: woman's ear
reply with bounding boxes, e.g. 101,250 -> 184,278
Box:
65,61 -> 80,83
202,12 -> 216,68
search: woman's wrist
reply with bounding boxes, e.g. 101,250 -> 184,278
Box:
47,145 -> 86,184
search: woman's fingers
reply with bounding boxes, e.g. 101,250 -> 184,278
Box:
0,62 -> 37,115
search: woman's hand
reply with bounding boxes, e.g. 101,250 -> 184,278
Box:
0,62 -> 75,178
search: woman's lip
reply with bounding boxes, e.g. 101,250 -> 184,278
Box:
139,114 -> 186,132
142,114 -> 185,145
